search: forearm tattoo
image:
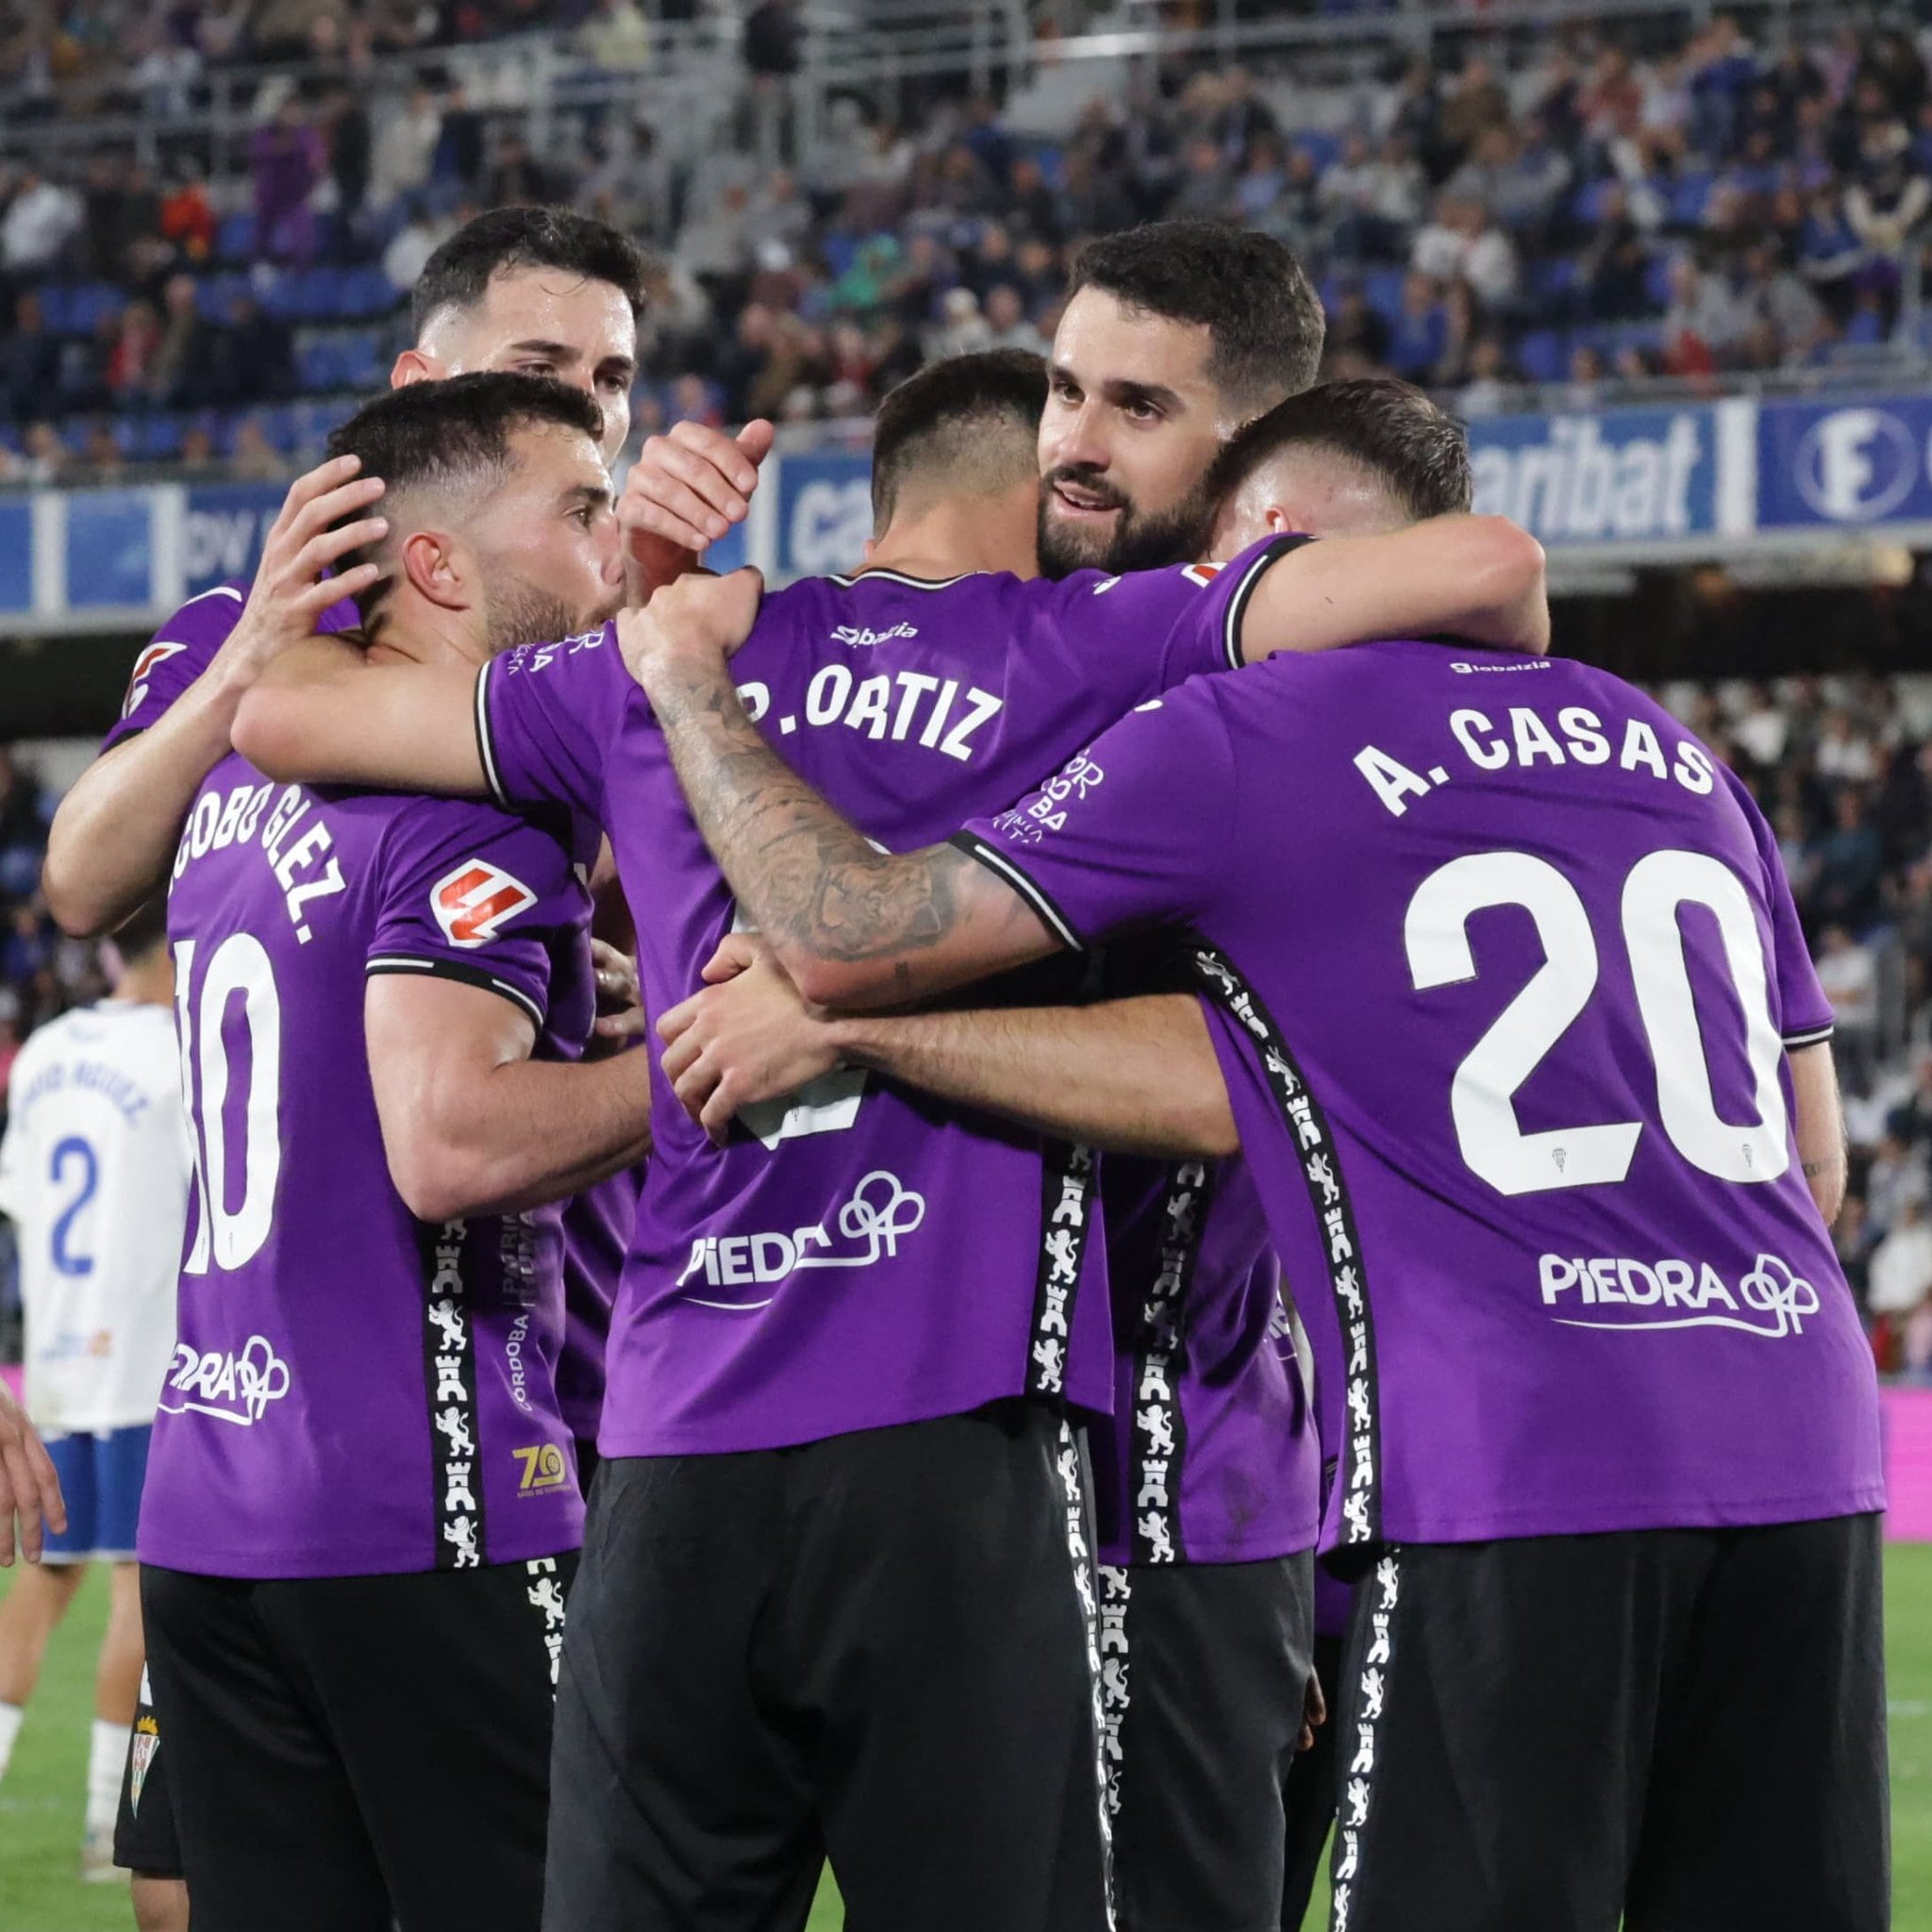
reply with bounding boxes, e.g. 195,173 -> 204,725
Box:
647,658 -> 974,976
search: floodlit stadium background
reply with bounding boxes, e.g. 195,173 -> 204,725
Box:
0,0 -> 1929,1920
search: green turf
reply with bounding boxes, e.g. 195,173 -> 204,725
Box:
3,1550 -> 1926,1931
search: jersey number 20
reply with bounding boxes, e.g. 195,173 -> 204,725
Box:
1407,848 -> 1790,1197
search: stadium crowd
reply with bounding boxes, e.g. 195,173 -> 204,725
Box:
1,7 -> 1931,475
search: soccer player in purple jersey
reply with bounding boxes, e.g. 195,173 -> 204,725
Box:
35,209 -> 648,1907
236,349 -> 1549,1932
657,379 -> 1484,1932
618,406 -> 1888,1932
141,375 -> 650,1932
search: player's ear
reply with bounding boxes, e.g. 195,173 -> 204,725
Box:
399,528 -> 469,612
1264,505 -> 1292,535
391,349 -> 438,389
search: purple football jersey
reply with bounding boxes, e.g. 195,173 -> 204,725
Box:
558,1162 -> 638,1447
959,643 -> 1885,1550
103,580 -> 360,755
475,548 -> 1282,1454
1091,1148 -> 1318,1567
142,755 -> 591,1577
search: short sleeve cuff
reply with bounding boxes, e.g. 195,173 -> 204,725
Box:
365,954 -> 545,1029
947,831 -> 1086,951
1782,1020 -> 1836,1050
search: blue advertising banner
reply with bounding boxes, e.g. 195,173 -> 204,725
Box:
66,490 -> 155,608
1757,395 -> 1932,529
774,450 -> 873,580
181,482 -> 288,598
1468,407 -> 1723,545
0,501 -> 30,613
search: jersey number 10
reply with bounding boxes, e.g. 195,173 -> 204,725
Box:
174,936 -> 283,1272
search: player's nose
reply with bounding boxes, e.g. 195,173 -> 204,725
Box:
1047,399 -> 1111,475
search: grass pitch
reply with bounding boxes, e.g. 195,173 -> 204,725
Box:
4,1550 -> 1927,1931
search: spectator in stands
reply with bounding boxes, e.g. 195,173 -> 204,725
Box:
151,275 -> 220,409
983,285 -> 1046,355
1324,280 -> 1390,370
251,93 -> 325,265
1867,1197 -> 1932,1320
79,420 -> 124,475
227,416 -> 286,481
1387,272 -> 1446,381
371,86 -> 443,216
158,168 -> 215,267
580,0 -> 651,74
0,293 -> 60,423
1811,788 -> 1888,934
1799,184 -> 1867,322
104,298 -> 162,405
221,293 -> 295,406
1457,335 -> 1515,417
18,423 -> 69,486
1,169 -> 82,276
1662,255 -> 1751,373
1816,922 -> 1882,1077
1817,708 -> 1881,783
486,133 -> 560,209
743,0 -> 802,79
1845,120 -> 1930,325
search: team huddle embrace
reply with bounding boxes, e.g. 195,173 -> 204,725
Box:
0,204 -> 1889,1932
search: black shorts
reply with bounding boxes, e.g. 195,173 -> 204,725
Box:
142,1553 -> 576,1932
1097,1554 -> 1312,1932
546,1400 -> 1113,1932
113,1665 -> 183,1879
1279,1630 -> 1342,1932
1330,1515 -> 1889,1932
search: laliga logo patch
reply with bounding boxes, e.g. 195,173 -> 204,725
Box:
431,860 -> 538,948
1180,562 -> 1223,588
121,641 -> 187,718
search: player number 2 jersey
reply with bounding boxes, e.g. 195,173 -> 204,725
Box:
0,1002 -> 191,1435
959,643 -> 1885,1549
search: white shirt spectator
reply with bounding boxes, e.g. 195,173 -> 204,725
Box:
1868,1204 -> 1932,1314
1816,929 -> 1880,1035
383,212 -> 452,291
2,175 -> 82,274
370,92 -> 443,212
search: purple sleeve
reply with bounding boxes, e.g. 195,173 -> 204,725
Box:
474,625 -> 624,826
951,675 -> 1239,949
365,800 -> 577,1030
102,582 -> 361,753
1039,535 -> 1308,710
101,586 -> 243,751
1722,763 -> 1833,1046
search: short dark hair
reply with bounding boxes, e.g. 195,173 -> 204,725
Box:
325,373 -> 605,630
410,207 -> 649,339
1067,221 -> 1324,417
870,349 -> 1049,531
1206,377 -> 1472,524
111,896 -> 168,962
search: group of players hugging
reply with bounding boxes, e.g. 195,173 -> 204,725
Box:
0,202 -> 1888,1932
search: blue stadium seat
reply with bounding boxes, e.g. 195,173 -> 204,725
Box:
1363,268 -> 1407,324
218,212 -> 256,263
1670,173 -> 1714,226
1516,329 -> 1566,383
296,337 -> 340,391
1298,131 -> 1342,172
341,267 -> 398,319
132,414 -> 185,460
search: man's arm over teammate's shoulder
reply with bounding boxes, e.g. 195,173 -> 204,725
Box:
43,458 -> 387,937
1233,515 -> 1549,664
236,637 -> 487,797
623,574 -> 1067,1010
658,931 -> 1239,1156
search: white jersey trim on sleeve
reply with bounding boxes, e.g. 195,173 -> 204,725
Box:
1782,1022 -> 1836,1049
473,669 -> 510,809
1222,533 -> 1314,671
365,954 -> 544,1030
947,833 -> 1084,952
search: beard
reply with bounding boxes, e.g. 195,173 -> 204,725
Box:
1035,466 -> 1221,581
483,574 -> 618,658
